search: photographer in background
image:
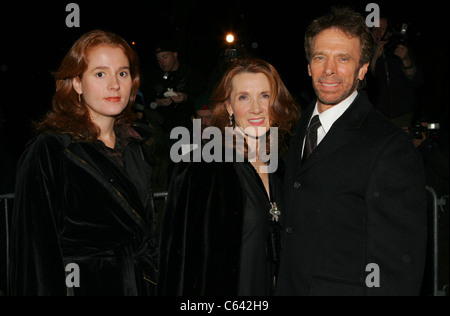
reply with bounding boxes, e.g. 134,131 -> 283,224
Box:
403,119 -> 449,296
142,40 -> 206,136
368,17 -> 424,127
403,119 -> 449,198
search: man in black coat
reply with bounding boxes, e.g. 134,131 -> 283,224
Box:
277,7 -> 427,296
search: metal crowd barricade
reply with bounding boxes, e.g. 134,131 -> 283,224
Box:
0,193 -> 14,296
425,186 -> 449,296
152,191 -> 168,205
2,189 -> 448,296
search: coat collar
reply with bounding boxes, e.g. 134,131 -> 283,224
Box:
291,91 -> 373,176
64,140 -> 149,228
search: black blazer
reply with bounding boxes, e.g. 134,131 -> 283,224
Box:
277,92 -> 428,296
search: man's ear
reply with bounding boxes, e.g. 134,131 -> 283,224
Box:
72,76 -> 83,95
358,63 -> 370,81
307,63 -> 312,77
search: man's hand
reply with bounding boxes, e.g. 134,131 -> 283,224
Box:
156,98 -> 173,107
374,40 -> 388,60
370,40 -> 388,73
171,92 -> 187,104
394,44 -> 409,61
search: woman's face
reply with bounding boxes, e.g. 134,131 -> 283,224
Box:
73,44 -> 132,124
226,72 -> 272,138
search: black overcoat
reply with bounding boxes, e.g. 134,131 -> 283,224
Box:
277,92 -> 428,296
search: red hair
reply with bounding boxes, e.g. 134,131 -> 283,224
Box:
36,30 -> 140,141
210,57 -> 300,155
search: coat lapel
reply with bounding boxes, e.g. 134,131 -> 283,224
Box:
64,142 -> 148,228
295,92 -> 373,176
288,107 -> 312,177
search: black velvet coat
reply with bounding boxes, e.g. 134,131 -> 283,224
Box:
158,156 -> 285,296
9,129 -> 158,296
157,161 -> 244,296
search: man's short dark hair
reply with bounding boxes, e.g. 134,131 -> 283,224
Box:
304,6 -> 375,67
154,40 -> 178,54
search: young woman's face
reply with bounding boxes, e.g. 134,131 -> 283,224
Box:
73,45 -> 132,124
226,72 -> 272,138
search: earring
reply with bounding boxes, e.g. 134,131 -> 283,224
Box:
229,114 -> 234,126
78,94 -> 82,103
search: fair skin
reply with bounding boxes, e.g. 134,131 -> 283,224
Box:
73,45 -> 132,148
155,51 -> 187,106
226,72 -> 272,197
308,27 -> 369,113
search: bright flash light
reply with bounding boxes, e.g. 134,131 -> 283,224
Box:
226,34 -> 235,43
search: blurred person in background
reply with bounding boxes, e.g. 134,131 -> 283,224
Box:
367,16 -> 424,127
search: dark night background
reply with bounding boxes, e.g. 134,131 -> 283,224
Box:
0,0 -> 449,297
0,0 -> 448,159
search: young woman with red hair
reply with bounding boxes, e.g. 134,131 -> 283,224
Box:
9,30 -> 157,296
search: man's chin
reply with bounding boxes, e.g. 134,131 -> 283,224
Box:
316,89 -> 353,106
317,94 -> 342,106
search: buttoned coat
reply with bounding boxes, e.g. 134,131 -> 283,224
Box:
277,92 -> 427,296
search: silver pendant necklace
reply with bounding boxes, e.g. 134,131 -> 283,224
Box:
269,202 -> 280,222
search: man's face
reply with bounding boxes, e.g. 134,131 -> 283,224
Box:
156,51 -> 179,72
308,28 -> 369,112
196,109 -> 213,131
372,18 -> 390,43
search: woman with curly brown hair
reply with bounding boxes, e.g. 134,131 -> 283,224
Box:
9,30 -> 157,296
158,57 -> 300,296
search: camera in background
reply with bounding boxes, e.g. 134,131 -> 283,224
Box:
409,121 -> 441,141
383,22 -> 410,56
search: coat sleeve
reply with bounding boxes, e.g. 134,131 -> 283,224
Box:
9,135 -> 68,296
365,131 -> 428,296
157,162 -> 244,296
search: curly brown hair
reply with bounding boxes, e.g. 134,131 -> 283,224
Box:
35,30 -> 140,142
210,57 -> 300,156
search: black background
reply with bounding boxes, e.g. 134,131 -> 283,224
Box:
0,0 -> 448,158
0,0 -> 449,298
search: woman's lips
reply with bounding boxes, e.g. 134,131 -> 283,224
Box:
105,97 -> 121,102
248,117 -> 265,126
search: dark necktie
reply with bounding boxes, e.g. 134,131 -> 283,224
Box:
302,115 -> 321,163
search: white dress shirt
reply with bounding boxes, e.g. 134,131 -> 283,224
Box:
302,91 -> 358,157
